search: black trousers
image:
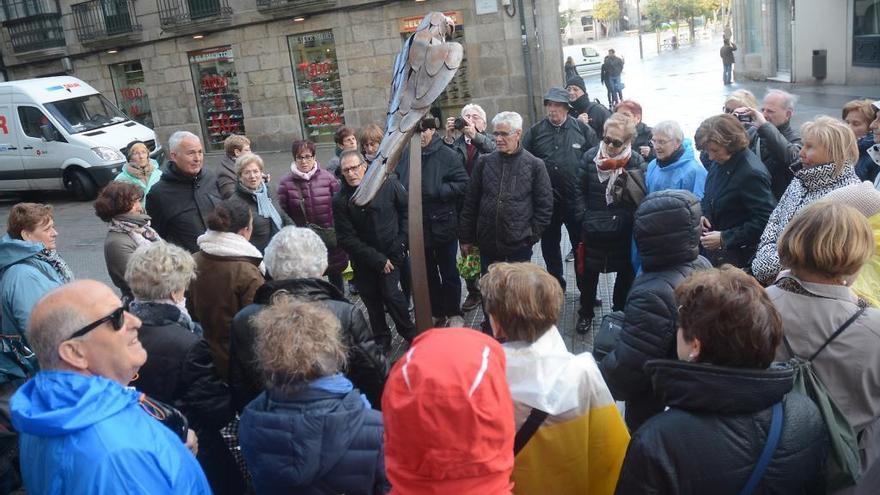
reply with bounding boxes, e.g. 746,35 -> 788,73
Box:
355,264 -> 416,345
578,263 -> 635,319
479,245 -> 534,335
425,239 -> 462,318
540,205 -> 580,291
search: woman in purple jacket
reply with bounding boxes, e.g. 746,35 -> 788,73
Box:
277,140 -> 348,291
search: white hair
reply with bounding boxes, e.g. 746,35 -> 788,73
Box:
765,89 -> 798,111
461,104 -> 486,122
491,111 -> 523,132
652,121 -> 684,143
125,241 -> 197,300
234,153 -> 265,177
168,131 -> 201,153
264,226 -> 328,280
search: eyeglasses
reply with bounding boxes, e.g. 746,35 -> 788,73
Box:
295,155 -> 314,161
492,130 -> 515,137
340,163 -> 366,175
722,106 -> 736,114
603,137 -> 626,147
68,306 -> 126,340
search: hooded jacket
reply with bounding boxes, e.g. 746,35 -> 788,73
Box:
230,278 -> 388,412
10,371 -> 211,494
752,163 -> 861,285
0,234 -> 66,340
382,328 -> 514,495
646,138 -> 707,198
615,361 -> 828,495
239,380 -> 388,495
598,190 -> 711,431
145,161 -> 220,253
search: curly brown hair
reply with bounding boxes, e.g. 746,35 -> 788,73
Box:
93,182 -> 143,222
675,266 -> 782,369
696,114 -> 750,153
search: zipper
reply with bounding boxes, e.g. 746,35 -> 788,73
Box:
496,157 -> 507,253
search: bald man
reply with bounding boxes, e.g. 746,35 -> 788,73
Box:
10,280 -> 210,494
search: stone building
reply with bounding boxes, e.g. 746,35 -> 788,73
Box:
0,0 -> 563,151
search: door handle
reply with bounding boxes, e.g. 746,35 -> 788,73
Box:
23,146 -> 33,150
4,146 -> 16,150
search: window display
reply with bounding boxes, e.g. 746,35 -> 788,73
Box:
188,46 -> 245,150
109,61 -> 154,128
288,31 -> 344,144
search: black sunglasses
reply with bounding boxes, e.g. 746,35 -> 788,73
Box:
68,307 -> 126,340
603,136 -> 625,147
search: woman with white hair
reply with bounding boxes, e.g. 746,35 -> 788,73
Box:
646,120 -> 707,198
229,226 -> 387,413
125,241 -> 242,495
232,152 -> 290,253
752,116 -> 861,285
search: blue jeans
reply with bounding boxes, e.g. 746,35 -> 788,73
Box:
609,76 -> 623,105
723,64 -> 733,84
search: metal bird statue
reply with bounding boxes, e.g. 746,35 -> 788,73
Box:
351,12 -> 463,206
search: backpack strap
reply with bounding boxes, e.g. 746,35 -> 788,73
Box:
513,408 -> 549,455
808,306 -> 866,362
738,402 -> 784,495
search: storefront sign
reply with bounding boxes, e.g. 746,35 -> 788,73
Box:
399,11 -> 462,33
188,46 -> 245,150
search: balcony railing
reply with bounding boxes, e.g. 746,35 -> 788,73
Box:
2,0 -> 66,54
157,0 -> 232,32
255,0 -> 335,15
71,0 -> 141,45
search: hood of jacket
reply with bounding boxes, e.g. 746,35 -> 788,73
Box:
635,190 -> 703,271
646,359 -> 794,415
11,371 -> 140,437
0,234 -> 43,273
241,386 -> 370,487
253,278 -> 344,305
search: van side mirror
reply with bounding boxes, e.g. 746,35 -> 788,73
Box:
40,124 -> 58,142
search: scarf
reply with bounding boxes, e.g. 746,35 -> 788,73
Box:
289,161 -> 319,181
309,373 -> 372,409
108,216 -> 159,248
244,182 -> 284,230
594,141 -> 632,205
657,144 -> 685,168
125,160 -> 154,184
129,299 -> 201,336
34,249 -> 73,283
196,230 -> 266,274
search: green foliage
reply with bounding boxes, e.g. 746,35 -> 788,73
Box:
594,0 -> 621,22
559,8 -> 578,31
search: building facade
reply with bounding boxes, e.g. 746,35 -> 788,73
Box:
0,0 -> 563,151
732,0 -> 880,85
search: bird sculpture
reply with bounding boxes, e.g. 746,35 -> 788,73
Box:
351,12 -> 463,206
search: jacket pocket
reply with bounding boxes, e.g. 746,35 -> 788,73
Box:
428,206 -> 458,245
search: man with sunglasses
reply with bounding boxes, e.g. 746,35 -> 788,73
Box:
10,280 -> 210,494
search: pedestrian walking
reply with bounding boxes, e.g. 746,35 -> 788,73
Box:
601,49 -> 624,107
720,37 -> 737,85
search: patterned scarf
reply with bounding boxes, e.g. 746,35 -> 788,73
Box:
243,182 -> 284,231
126,160 -> 155,184
34,249 -> 73,283
108,216 -> 160,248
595,141 -> 633,205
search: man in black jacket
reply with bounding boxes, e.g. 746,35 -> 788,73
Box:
735,89 -> 803,199
459,111 -> 553,334
333,150 -> 414,349
566,76 -> 610,139
146,131 -> 220,253
522,87 -> 598,291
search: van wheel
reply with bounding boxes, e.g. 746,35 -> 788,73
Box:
65,170 -> 97,201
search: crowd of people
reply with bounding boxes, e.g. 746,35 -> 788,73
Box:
0,75 -> 879,495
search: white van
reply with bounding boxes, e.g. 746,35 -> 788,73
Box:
563,44 -> 603,78
0,76 -> 162,200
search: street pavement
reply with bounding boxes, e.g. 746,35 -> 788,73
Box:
2,30 -> 877,357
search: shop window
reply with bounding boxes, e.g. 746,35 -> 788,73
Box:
854,0 -> 880,67
288,30 -> 344,144
109,61 -> 154,128
188,46 -> 245,150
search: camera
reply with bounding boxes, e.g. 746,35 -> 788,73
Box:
453,117 -> 467,130
735,111 -> 752,123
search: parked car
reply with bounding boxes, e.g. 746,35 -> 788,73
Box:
563,44 -> 603,77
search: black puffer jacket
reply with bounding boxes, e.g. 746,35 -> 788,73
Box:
749,121 -> 803,200
616,360 -> 828,495
599,191 -> 711,431
333,177 -> 408,273
522,116 -> 598,209
570,95 -> 611,138
419,134 -> 468,247
229,278 -> 389,413
146,162 -> 220,253
573,147 -> 645,273
458,148 -> 554,257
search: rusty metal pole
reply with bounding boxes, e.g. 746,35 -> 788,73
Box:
407,134 -> 432,333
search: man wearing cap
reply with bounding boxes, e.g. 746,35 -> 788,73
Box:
522,88 -> 598,291
566,76 -> 611,139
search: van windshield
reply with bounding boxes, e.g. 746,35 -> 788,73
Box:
44,94 -> 128,134
583,47 -> 600,58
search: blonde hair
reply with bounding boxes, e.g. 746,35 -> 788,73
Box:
778,201 -> 874,279
234,153 -> 264,177
604,112 -> 637,142
224,134 -> 250,158
842,98 -> 877,125
480,262 -> 562,343
252,295 -> 347,387
800,116 -> 859,176
725,89 -> 758,109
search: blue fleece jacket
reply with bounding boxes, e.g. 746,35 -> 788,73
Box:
11,371 -> 211,494
0,234 -> 65,339
646,138 -> 707,199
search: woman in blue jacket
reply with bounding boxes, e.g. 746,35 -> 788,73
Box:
646,121 -> 707,198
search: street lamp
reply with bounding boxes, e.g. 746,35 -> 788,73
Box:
636,0 -> 643,59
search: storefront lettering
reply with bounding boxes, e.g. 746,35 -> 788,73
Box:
201,75 -> 229,91
189,50 -> 232,64
119,87 -> 144,101
306,102 -> 342,126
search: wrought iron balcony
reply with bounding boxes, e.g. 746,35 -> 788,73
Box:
157,0 -> 232,33
255,0 -> 335,15
1,0 -> 66,54
71,0 -> 141,46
